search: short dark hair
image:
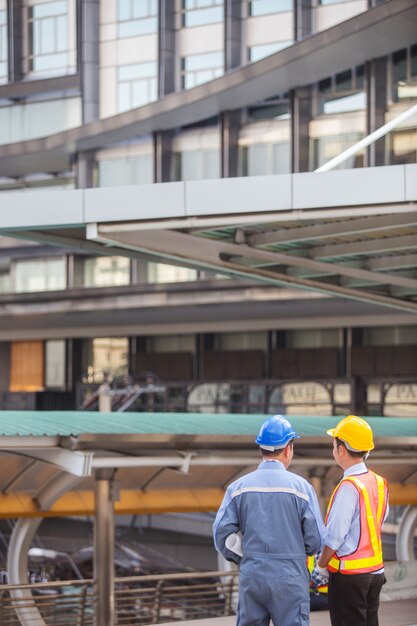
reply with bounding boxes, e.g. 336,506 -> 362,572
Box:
261,440 -> 294,458
335,437 -> 366,459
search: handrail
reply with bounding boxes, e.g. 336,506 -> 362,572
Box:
0,570 -> 239,626
315,102 -> 417,172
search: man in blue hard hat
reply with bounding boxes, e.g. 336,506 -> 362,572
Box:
213,415 -> 325,626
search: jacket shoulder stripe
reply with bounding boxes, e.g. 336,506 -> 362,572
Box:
231,486 -> 309,501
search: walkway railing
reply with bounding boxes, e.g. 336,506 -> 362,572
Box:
0,570 -> 239,625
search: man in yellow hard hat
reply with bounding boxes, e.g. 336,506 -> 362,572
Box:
314,416 -> 389,626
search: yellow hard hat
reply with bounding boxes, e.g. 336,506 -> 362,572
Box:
327,415 -> 374,452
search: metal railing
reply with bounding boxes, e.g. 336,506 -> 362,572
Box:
0,570 -> 239,626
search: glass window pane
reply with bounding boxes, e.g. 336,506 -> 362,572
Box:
184,6 -> 223,27
250,0 -> 292,16
45,339 -> 66,388
33,1 -> 66,18
247,144 -> 267,176
91,337 -> 129,381
322,91 -> 366,114
132,0 -> 148,18
201,150 -> 220,178
249,41 -> 291,62
271,142 -> 290,174
41,18 -> 56,54
181,151 -> 199,180
118,0 -> 131,20
83,256 -> 130,287
118,16 -> 157,37
99,159 -> 128,186
185,51 -> 222,70
132,80 -> 149,106
45,258 -> 66,290
14,258 -> 66,293
131,156 -> 153,184
118,82 -> 131,112
56,15 -> 67,52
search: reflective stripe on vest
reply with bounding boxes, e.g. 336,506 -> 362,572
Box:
325,471 -> 388,575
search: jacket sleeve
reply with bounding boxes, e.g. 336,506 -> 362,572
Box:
213,486 -> 242,565
301,482 -> 326,556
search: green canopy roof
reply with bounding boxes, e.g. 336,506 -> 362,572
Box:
0,412 -> 416,438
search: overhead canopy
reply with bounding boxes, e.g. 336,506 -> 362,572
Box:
0,411 -> 416,517
1,165 -> 417,327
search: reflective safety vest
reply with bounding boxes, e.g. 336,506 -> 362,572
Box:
325,470 -> 388,575
307,555 -> 328,594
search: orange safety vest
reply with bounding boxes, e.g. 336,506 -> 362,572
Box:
307,555 -> 328,593
325,470 -> 388,575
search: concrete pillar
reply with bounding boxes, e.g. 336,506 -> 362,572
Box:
7,0 -> 24,82
154,1 -> 177,183
294,0 -> 313,42
154,130 -> 174,182
291,86 -> 312,172
75,150 -> 95,188
224,0 -> 244,71
221,110 -> 241,178
94,470 -> 118,626
78,0 -> 100,124
367,57 -> 388,167
158,0 -> 177,97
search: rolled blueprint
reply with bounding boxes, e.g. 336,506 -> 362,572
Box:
225,532 -> 243,557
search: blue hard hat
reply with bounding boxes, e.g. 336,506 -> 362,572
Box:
255,415 -> 300,450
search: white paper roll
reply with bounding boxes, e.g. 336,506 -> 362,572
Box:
225,532 -> 243,557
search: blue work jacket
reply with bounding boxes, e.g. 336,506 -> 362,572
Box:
213,460 -> 324,565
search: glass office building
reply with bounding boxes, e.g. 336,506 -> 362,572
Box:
0,0 -> 416,415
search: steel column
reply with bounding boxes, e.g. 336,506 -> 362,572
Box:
94,469 -> 118,626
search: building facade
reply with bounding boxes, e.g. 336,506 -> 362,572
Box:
0,0 -> 416,416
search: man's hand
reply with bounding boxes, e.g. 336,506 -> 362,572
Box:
310,563 -> 329,593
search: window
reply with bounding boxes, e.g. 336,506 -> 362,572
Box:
311,132 -> 364,170
0,271 -> 10,293
311,66 -> 366,170
83,256 -> 130,288
173,149 -> 220,181
249,0 -> 292,16
0,3 -> 7,83
239,99 -> 291,176
14,257 -> 66,292
182,51 -> 223,89
147,263 -> 198,283
389,128 -> 417,165
392,46 -> 417,102
318,66 -> 365,114
118,62 -> 157,112
9,341 -> 44,391
28,0 -> 76,76
45,339 -> 66,388
182,0 -> 223,28
98,155 -> 153,186
0,97 -> 82,145
118,0 -> 157,38
239,142 -> 290,176
248,41 -> 292,62
83,337 -> 129,383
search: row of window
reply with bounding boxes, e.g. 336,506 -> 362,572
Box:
7,327 -> 417,393
0,255 -> 199,295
